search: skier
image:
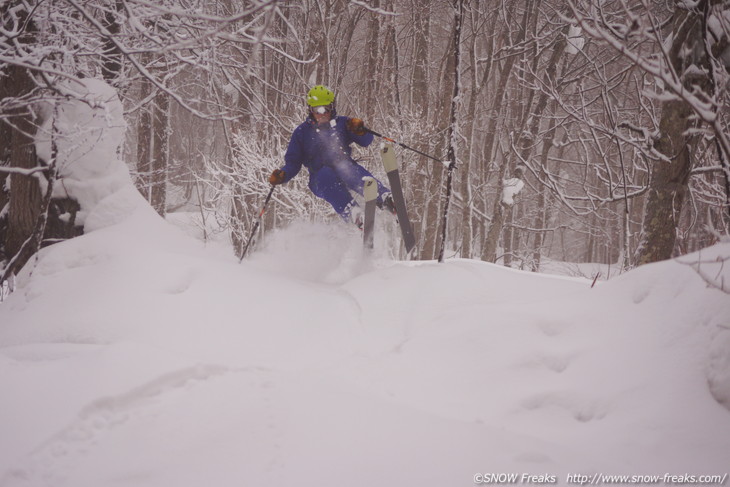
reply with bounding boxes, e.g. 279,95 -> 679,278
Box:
268,85 -> 394,227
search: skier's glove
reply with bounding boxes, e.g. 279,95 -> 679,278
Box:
346,117 -> 367,136
269,169 -> 286,185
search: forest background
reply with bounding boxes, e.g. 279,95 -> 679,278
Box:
1,0 -> 729,278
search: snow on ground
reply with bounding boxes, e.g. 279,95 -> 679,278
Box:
1,76 -> 729,486
1,196 -> 729,486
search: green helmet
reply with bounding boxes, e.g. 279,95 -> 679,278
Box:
307,85 -> 335,107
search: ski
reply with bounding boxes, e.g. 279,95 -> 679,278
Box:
380,142 -> 416,254
362,176 -> 377,249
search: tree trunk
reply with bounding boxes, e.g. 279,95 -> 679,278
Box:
484,10 -> 567,264
382,0 -> 402,113
1,6 -> 41,263
483,160 -> 509,263
409,3 -> 435,259
530,114 -> 561,271
364,0 -> 381,122
479,1 -> 532,261
136,54 -> 153,201
411,1 -> 429,117
636,8 -> 707,264
503,205 -> 515,267
635,97 -> 695,264
5,116 -> 41,259
101,0 -> 123,84
437,0 -> 463,263
427,6 -> 460,261
230,183 -> 246,258
460,7 -> 495,259
151,92 -> 169,217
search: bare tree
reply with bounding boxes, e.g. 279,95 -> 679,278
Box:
0,0 -> 295,275
482,0 -> 537,262
568,0 -> 730,264
437,0 -> 464,263
3,0 -> 726,276
1,3 -> 42,268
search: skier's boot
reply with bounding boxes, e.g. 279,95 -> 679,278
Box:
350,205 -> 364,230
377,192 -> 397,216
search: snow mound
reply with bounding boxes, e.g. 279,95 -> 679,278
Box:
34,77 -> 140,230
1,204 -> 729,485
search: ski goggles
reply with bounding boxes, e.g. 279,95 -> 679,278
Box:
311,104 -> 333,114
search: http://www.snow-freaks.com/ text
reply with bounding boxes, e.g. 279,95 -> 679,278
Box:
473,473 -> 728,486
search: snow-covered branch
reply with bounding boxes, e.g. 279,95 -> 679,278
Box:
0,165 -> 48,176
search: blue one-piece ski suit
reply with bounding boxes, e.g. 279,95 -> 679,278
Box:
278,115 -> 389,220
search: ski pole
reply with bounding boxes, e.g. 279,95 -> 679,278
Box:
239,185 -> 275,262
365,127 -> 444,165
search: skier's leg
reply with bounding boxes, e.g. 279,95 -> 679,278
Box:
309,166 -> 359,221
333,160 -> 390,203
344,162 -> 394,212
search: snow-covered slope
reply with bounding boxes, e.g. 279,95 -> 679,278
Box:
1,202 -> 729,486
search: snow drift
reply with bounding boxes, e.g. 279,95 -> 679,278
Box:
1,77 -> 729,487
34,77 -> 141,232
0,202 -> 729,486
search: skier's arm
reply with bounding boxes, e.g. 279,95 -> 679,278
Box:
345,117 -> 374,147
279,128 -> 305,183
